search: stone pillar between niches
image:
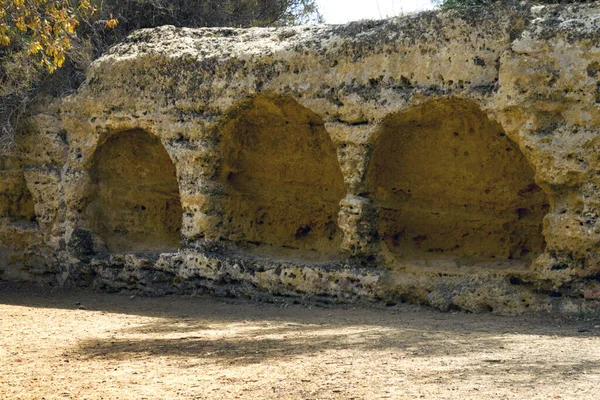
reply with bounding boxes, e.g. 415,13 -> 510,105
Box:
526,182 -> 600,285
334,140 -> 379,259
542,184 -> 600,260
496,110 -> 600,277
23,167 -> 61,229
164,139 -> 220,247
339,194 -> 378,258
179,182 -> 224,249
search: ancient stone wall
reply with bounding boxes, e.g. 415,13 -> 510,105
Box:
2,2 -> 600,314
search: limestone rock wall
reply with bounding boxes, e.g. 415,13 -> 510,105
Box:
3,2 -> 600,314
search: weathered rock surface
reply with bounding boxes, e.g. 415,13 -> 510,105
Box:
3,2 -> 600,314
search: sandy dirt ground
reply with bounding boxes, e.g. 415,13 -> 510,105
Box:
0,281 -> 599,400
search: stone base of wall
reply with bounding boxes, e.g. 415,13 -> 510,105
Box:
44,243 -> 598,315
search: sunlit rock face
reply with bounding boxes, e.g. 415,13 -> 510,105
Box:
367,99 -> 549,263
3,2 -> 600,314
87,129 -> 183,252
217,96 -> 346,257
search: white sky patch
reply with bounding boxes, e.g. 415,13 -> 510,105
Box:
316,0 -> 436,24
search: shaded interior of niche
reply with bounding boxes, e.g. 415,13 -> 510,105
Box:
367,98 -> 549,264
218,96 -> 346,256
0,171 -> 36,223
86,129 -> 183,252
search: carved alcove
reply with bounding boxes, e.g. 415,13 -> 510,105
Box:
86,129 -> 183,252
367,99 -> 549,264
218,96 -> 346,257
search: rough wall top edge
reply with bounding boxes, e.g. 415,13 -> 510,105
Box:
64,1 -> 532,128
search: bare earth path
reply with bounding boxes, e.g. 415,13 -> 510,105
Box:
0,281 -> 599,400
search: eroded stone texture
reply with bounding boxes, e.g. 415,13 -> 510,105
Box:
216,96 -> 345,255
2,2 -> 600,314
86,129 -> 183,252
367,98 -> 549,262
0,170 -> 36,223
0,98 -> 61,283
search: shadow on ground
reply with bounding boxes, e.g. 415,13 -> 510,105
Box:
1,280 -> 599,381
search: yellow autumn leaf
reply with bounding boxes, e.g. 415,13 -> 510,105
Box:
55,53 -> 65,68
105,14 -> 118,29
45,42 -> 56,56
78,1 -> 91,11
0,34 -> 10,46
28,41 -> 43,54
16,16 -> 27,31
65,21 -> 75,34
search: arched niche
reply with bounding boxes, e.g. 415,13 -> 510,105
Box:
367,99 -> 549,263
218,96 -> 346,255
86,129 -> 183,252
